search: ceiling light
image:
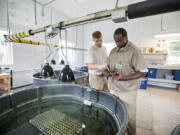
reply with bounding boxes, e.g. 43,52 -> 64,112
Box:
155,33 -> 180,38
59,65 -> 75,82
41,63 -> 54,77
75,0 -> 87,3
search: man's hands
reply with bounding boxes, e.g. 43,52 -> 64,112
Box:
87,63 -> 109,72
98,64 -> 109,71
103,69 -> 110,77
112,72 -> 126,81
112,72 -> 147,81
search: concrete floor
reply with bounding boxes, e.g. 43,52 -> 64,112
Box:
136,86 -> 180,135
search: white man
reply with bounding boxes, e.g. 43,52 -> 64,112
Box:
86,31 -> 109,91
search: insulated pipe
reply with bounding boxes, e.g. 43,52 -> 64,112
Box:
3,7 -> 126,40
3,30 -> 33,41
12,39 -> 87,51
3,0 -> 180,40
128,0 -> 180,19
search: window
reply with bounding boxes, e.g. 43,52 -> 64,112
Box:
103,42 -> 116,55
0,29 -> 13,65
168,39 -> 180,64
59,40 -> 75,64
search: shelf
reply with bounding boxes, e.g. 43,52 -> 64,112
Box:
140,78 -> 147,81
0,73 -> 11,79
0,83 -> 9,88
147,65 -> 180,70
148,78 -> 180,84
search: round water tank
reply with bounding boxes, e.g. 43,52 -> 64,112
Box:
33,70 -> 89,86
0,84 -> 128,135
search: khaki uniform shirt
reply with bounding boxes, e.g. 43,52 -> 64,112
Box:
86,45 -> 108,75
107,41 -> 147,92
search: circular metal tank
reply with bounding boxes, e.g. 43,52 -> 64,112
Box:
171,124 -> 180,135
33,70 -> 89,86
0,84 -> 128,135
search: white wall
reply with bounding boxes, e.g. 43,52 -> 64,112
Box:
82,11 -> 180,64
0,0 -> 77,71
59,25 -> 85,67
1,0 -> 180,69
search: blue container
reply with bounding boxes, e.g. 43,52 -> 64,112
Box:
140,79 -> 148,90
174,70 -> 180,81
148,69 -> 157,78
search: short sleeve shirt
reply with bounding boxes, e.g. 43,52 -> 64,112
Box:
107,41 -> 147,92
86,45 -> 108,75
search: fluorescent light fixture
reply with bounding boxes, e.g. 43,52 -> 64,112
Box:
75,0 -> 88,3
155,33 -> 180,38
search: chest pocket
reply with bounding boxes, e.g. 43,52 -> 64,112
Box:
110,51 -> 134,75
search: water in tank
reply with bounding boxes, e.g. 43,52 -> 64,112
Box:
0,84 -> 128,135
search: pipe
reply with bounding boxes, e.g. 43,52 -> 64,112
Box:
11,39 -> 87,51
4,30 -> 33,41
65,29 -> 68,58
3,7 -> 126,40
3,0 -> 180,40
128,0 -> 180,19
34,0 -> 37,25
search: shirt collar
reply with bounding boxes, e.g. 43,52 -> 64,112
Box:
116,41 -> 129,52
94,44 -> 102,48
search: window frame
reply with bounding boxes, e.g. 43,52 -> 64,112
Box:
0,27 -> 13,66
167,38 -> 180,65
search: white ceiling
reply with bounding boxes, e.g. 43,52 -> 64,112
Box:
37,0 -> 144,18
6,0 -> 145,27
